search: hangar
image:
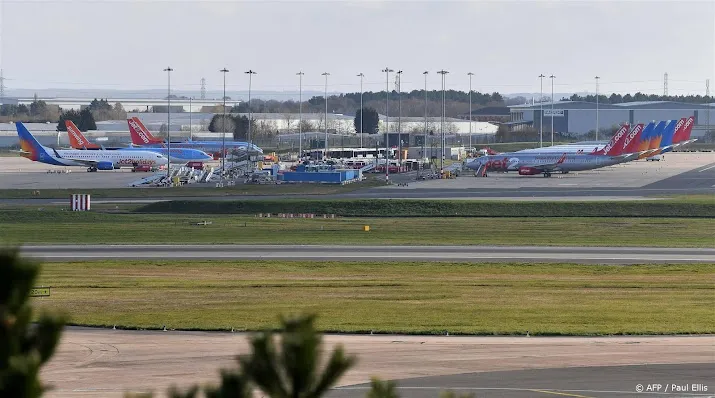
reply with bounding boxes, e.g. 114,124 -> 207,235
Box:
509,100 -> 715,137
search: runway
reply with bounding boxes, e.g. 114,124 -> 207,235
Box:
19,244 -> 715,264
43,328 -> 715,398
331,363 -> 715,397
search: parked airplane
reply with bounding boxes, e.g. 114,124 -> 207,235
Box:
17,122 -> 168,172
465,124 -> 637,177
66,120 -> 213,163
485,124 -> 631,156
127,117 -> 263,157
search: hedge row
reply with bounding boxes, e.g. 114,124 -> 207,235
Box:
136,199 -> 715,218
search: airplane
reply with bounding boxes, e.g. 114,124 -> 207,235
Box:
16,122 -> 168,172
66,120 -> 213,164
465,124 -> 639,177
490,123 -> 631,156
127,117 -> 263,158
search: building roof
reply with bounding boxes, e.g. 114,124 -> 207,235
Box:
0,122 -> 58,131
612,101 -> 714,109
466,106 -> 511,116
509,100 -> 715,111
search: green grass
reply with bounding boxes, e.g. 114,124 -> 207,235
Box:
139,198 -> 715,218
33,261 -> 715,335
2,208 -> 713,246
0,179 -> 385,199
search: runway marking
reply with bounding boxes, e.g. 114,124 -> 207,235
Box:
529,389 -> 595,398
698,164 -> 715,172
335,386 -> 713,396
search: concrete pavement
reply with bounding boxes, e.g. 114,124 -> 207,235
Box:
18,244 -> 715,264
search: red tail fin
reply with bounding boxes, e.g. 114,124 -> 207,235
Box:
65,120 -> 100,149
128,117 -> 164,145
594,123 -> 629,155
680,116 -> 695,141
671,118 -> 688,144
622,123 -> 645,154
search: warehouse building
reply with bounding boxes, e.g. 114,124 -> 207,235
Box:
509,100 -> 715,137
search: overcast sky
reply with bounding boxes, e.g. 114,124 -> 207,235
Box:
1,0 -> 713,97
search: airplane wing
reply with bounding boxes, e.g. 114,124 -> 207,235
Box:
520,153 -> 567,172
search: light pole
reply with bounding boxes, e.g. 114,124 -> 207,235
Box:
297,71 -> 304,159
550,75 -> 555,146
189,96 -> 193,141
437,70 -> 448,173
423,71 -> 428,165
220,68 -> 229,175
322,72 -> 330,159
245,70 -> 256,146
468,72 -> 474,153
595,76 -> 600,141
397,70 -> 403,163
382,67 -> 393,182
538,74 -> 545,148
163,67 -> 172,181
357,73 -> 364,148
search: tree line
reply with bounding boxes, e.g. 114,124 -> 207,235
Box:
1,97 -> 127,130
1,249 -> 473,398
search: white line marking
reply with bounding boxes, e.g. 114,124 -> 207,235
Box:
336,386 -> 714,396
699,164 -> 715,172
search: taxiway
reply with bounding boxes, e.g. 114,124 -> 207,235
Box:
19,244 -> 715,264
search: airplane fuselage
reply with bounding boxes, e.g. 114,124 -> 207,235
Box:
466,153 -> 623,174
26,147 -> 168,169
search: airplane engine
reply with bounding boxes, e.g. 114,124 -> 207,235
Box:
97,161 -> 115,170
518,166 -> 540,175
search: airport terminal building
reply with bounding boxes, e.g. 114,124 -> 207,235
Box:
509,101 -> 715,137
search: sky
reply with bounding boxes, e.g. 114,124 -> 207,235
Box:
0,0 -> 714,98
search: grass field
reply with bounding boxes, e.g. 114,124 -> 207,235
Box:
139,198 -> 715,217
2,208 -> 714,246
33,261 -> 715,335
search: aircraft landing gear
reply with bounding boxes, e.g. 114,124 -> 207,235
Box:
87,167 -> 98,172
543,172 -> 552,178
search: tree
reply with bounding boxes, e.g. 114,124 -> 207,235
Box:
208,114 -> 252,140
57,109 -> 81,131
79,108 -> 97,131
238,314 -> 356,398
0,249 -> 66,398
367,378 -> 400,398
354,107 -> 380,134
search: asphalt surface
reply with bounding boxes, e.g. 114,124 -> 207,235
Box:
331,363 -> 715,398
18,244 -> 715,264
0,157 -> 713,204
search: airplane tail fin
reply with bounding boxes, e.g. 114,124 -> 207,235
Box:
16,122 -> 51,161
595,123 -> 630,156
128,117 -> 164,145
681,116 -> 695,142
623,123 -> 647,154
66,120 -> 100,149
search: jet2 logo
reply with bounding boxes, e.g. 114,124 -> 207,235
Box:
129,120 -> 151,143
684,117 -> 693,130
118,158 -> 154,165
675,119 -> 685,134
623,125 -> 643,149
603,125 -> 628,154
